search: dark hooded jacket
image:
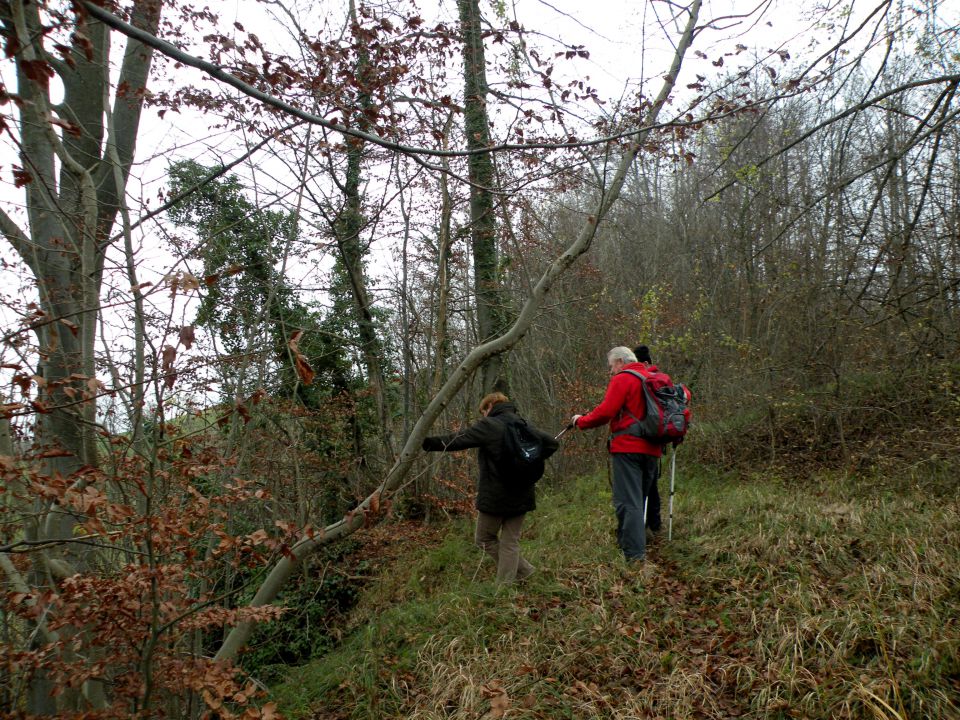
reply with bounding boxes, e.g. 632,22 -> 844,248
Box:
422,401 -> 559,516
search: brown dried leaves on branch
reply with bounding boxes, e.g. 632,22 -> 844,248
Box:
0,438 -> 296,718
288,330 -> 314,386
179,324 -> 195,350
161,344 -> 177,389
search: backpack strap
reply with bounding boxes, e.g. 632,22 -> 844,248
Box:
610,369 -> 647,440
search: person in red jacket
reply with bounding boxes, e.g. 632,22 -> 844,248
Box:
571,346 -> 662,564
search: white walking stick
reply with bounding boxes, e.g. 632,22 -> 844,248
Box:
554,423 -> 574,441
668,445 -> 677,541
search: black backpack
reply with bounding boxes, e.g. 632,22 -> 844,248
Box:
496,416 -> 552,485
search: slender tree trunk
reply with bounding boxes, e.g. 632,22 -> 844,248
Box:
432,112 -> 456,395
458,0 -> 504,393
333,0 -> 395,460
422,112 -> 456,518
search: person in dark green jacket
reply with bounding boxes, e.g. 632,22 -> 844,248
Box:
422,392 -> 558,584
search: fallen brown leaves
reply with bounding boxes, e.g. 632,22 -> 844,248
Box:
481,680 -> 510,718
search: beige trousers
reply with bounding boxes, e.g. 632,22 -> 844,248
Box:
475,511 -> 534,584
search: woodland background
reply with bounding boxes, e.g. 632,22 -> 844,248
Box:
0,0 -> 958,717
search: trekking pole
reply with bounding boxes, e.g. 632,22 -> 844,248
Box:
554,423 -> 575,441
668,445 -> 677,541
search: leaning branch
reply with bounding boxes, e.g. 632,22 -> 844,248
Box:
215,0 -> 703,663
0,207 -> 35,274
0,552 -> 59,644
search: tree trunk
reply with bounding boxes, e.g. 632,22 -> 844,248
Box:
458,0 -> 505,393
432,112 -> 456,396
2,1 -> 161,712
3,0 -> 160,474
332,0 -> 395,461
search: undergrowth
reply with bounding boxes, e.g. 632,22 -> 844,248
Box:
694,362 -> 960,474
268,460 -> 960,719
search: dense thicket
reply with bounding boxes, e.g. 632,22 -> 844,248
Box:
1,0 -> 957,716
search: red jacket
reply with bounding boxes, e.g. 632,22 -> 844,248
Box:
576,362 -> 663,456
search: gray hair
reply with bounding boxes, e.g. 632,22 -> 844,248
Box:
607,346 -> 637,364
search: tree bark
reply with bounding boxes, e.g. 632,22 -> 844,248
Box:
2,1 -> 161,712
458,0 -> 504,393
332,0 -> 395,460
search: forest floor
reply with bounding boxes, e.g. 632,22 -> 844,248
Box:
268,459 -> 959,719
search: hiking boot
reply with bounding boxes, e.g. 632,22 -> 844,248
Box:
621,559 -> 658,585
619,556 -> 644,576
516,566 -> 536,583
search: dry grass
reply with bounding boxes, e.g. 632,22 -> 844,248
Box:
270,462 -> 960,719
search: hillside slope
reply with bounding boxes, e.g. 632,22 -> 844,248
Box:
271,461 -> 959,719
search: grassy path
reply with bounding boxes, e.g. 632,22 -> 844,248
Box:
271,462 -> 960,719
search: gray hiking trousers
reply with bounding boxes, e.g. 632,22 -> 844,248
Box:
611,453 -> 659,561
